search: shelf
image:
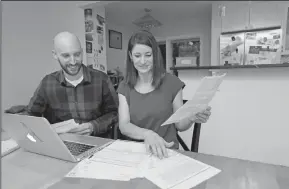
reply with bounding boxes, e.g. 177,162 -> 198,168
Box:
221,26 -> 281,35
170,63 -> 289,71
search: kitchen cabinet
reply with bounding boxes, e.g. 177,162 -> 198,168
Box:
220,1 -> 248,32
220,2 -> 284,32
249,1 -> 283,29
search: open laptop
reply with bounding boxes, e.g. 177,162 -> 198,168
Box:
2,113 -> 114,162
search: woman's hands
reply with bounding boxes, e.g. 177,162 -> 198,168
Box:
143,130 -> 174,159
190,106 -> 212,123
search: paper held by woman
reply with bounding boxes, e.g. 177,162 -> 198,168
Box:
161,73 -> 226,126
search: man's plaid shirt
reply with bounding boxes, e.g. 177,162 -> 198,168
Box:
27,65 -> 119,135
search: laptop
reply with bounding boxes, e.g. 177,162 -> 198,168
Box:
2,113 -> 114,162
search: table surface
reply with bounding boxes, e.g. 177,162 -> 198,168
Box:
2,133 -> 289,189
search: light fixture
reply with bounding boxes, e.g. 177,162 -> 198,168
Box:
132,8 -> 162,30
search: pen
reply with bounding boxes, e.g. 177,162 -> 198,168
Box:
88,154 -> 94,159
88,141 -> 114,159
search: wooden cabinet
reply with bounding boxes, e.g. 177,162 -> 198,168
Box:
249,2 -> 283,29
221,1 -> 248,32
220,2 -> 284,32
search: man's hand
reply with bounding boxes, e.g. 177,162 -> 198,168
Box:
68,122 -> 93,136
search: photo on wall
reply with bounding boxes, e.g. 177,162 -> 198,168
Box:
97,26 -> 103,34
85,20 -> 94,33
86,41 -> 92,53
220,27 -> 282,66
244,28 -> 282,65
85,33 -> 93,42
109,30 -> 122,49
220,32 -> 245,65
84,9 -> 92,20
98,34 -> 104,46
96,14 -> 105,26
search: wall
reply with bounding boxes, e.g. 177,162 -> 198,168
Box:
1,1 -> 86,111
152,15 -> 212,67
84,5 -> 107,73
105,9 -> 211,74
178,1 -> 289,166
105,23 -> 138,75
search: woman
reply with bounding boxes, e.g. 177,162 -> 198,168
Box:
117,30 -> 211,159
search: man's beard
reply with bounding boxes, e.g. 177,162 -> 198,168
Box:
58,59 -> 82,76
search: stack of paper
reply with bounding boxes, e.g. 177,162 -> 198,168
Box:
65,140 -> 221,188
51,119 -> 79,134
1,138 -> 20,157
66,140 -> 150,181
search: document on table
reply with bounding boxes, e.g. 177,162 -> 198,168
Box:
66,140 -> 150,181
144,153 -> 220,189
161,73 -> 226,126
65,140 -> 221,188
1,138 -> 20,157
65,140 -> 178,181
51,119 -> 79,133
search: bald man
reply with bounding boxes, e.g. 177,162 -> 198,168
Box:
27,32 -> 118,137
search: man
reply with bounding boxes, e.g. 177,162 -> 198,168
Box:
27,31 -> 118,137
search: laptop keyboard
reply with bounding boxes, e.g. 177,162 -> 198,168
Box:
63,140 -> 95,156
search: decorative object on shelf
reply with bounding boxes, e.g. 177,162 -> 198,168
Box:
107,67 -> 124,89
109,30 -> 122,50
172,39 -> 201,70
281,54 -> 289,64
176,57 -> 197,67
132,8 -> 162,31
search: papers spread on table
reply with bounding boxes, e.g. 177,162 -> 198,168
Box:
144,152 -> 212,189
66,140 -> 147,181
50,119 -> 79,134
1,138 -> 20,157
65,140 -> 221,188
161,73 -> 226,126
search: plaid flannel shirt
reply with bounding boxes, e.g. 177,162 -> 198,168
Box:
27,65 -> 119,135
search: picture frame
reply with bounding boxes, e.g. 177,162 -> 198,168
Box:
109,30 -> 122,49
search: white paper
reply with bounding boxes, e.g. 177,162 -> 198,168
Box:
65,140 -> 150,181
65,140 -> 221,187
144,153 -> 212,189
161,74 -> 226,126
51,119 -> 79,133
170,166 -> 221,189
65,140 -> 178,180
1,138 -> 19,156
66,158 -> 136,181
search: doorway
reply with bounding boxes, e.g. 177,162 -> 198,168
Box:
158,41 -> 166,70
170,37 -> 200,76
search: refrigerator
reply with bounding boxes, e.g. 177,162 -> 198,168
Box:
220,27 -> 282,66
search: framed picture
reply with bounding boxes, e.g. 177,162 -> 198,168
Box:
109,30 -> 122,49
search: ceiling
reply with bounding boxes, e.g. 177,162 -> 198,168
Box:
104,1 -> 212,27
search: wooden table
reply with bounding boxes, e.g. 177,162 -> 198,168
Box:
2,136 -> 289,189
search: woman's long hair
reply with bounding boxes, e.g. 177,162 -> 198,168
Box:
125,30 -> 165,89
